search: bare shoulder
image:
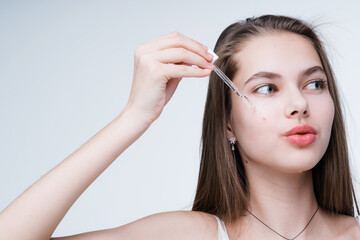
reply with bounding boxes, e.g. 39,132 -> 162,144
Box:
52,211 -> 218,240
115,210 -> 218,240
331,214 -> 360,239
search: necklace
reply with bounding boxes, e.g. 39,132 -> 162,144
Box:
246,205 -> 319,240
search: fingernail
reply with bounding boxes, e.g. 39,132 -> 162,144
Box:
201,44 -> 208,50
206,52 -> 214,60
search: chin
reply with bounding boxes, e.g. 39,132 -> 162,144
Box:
274,157 -> 320,173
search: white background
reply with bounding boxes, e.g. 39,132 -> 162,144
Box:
0,0 -> 359,237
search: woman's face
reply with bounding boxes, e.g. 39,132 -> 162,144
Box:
228,32 -> 335,173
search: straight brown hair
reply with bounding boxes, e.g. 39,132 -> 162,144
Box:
192,15 -> 359,222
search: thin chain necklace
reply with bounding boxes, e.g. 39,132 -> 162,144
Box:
246,205 -> 319,240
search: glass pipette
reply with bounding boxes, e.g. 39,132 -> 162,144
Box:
207,49 -> 255,111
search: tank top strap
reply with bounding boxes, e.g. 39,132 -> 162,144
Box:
214,215 -> 229,240
356,215 -> 360,225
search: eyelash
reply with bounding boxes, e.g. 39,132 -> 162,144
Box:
253,79 -> 328,95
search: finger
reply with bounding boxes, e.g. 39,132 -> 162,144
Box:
145,32 -> 208,51
165,78 -> 181,104
140,32 -> 213,62
163,64 -> 212,79
154,48 -> 214,70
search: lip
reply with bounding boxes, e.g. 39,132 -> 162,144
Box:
283,124 -> 317,146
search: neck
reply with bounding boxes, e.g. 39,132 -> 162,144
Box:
241,161 -> 319,239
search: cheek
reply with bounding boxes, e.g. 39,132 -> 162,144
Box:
231,100 -> 278,152
309,95 -> 335,144
309,95 -> 334,128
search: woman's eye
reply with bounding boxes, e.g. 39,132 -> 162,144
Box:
305,79 -> 327,90
254,84 -> 277,94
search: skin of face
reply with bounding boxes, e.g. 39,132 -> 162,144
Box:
227,32 -> 335,173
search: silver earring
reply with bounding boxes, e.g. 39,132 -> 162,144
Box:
229,137 -> 236,151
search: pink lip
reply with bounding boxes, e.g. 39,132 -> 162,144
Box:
283,124 -> 317,146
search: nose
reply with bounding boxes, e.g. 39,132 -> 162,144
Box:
284,90 -> 309,119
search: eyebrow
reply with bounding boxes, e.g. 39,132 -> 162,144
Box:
244,66 -> 326,85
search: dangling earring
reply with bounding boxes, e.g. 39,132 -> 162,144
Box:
229,137 -> 236,151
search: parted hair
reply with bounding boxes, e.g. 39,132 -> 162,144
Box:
192,15 -> 359,222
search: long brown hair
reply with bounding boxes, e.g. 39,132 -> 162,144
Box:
192,15 -> 359,222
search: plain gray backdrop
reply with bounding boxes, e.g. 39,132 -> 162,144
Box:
0,0 -> 359,237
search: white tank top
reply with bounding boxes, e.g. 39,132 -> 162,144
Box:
214,215 -> 229,240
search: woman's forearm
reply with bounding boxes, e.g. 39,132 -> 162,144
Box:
0,109 -> 150,240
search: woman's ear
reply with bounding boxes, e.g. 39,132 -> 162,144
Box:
226,122 -> 234,139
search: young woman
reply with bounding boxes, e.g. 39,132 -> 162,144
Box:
0,15 -> 359,240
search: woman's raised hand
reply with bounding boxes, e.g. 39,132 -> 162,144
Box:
125,32 -> 214,126
0,32 -> 214,240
